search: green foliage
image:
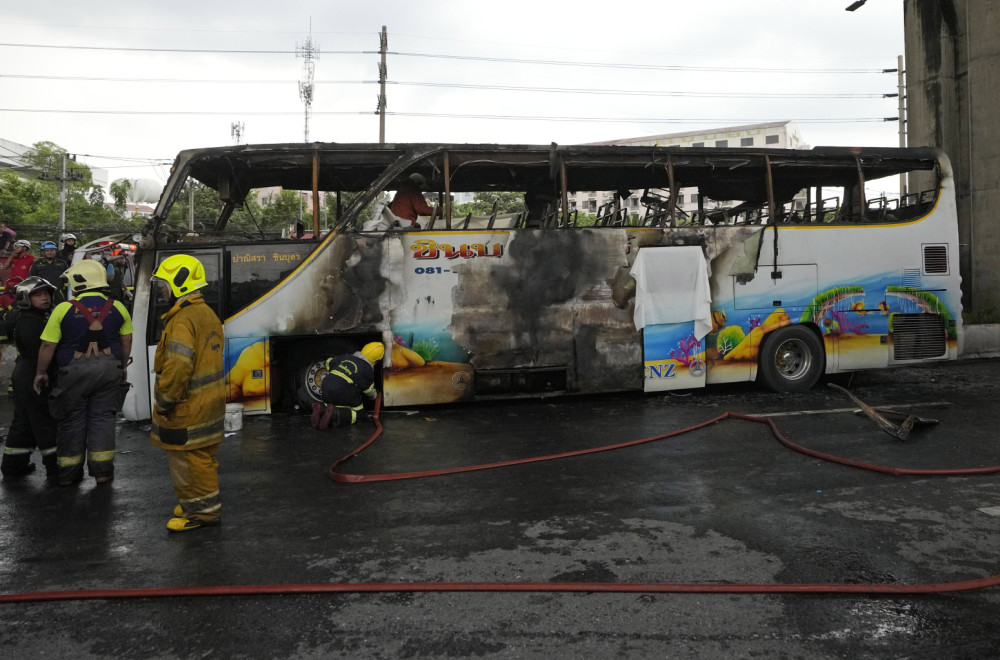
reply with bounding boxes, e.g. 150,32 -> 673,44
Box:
1,141 -> 130,242
453,191 -> 525,217
0,171 -> 43,222
109,179 -> 131,214
330,191 -> 378,230
164,181 -> 262,235
259,189 -> 305,229
575,212 -> 598,227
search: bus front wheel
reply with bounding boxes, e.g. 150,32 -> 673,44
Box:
757,325 -> 824,393
285,339 -> 353,412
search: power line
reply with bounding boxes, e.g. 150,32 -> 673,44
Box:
0,42 -> 892,74
0,73 -> 894,99
0,42 -> 366,55
0,20 -> 897,63
385,112 -> 897,124
389,51 -> 891,74
390,81 -> 892,99
0,20 -> 370,37
0,107 -> 896,124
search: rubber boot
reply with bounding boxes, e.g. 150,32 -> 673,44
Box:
318,405 -> 338,430
310,403 -> 325,429
42,453 -> 58,482
1,461 -> 36,481
167,516 -> 218,532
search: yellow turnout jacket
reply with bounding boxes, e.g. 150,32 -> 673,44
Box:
151,293 -> 226,450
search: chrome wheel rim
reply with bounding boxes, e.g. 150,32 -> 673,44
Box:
773,338 -> 812,381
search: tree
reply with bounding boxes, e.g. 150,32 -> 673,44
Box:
109,179 -> 132,215
165,180 -> 263,235
259,189 -> 305,230
0,171 -> 44,222
453,191 -> 525,217
322,191 -> 381,230
1,141 -> 129,241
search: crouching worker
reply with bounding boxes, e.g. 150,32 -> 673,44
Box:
34,260 -> 132,486
1,278 -> 58,480
150,255 -> 226,532
310,342 -> 384,430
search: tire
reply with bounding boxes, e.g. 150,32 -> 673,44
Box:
757,325 -> 824,393
283,339 -> 353,412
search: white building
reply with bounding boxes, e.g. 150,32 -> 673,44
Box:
573,121 -> 806,220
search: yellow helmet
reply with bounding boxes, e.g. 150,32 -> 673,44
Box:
153,254 -> 208,298
63,259 -> 108,295
361,342 -> 385,363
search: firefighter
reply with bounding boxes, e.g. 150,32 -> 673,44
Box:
34,259 -> 133,486
1,277 -> 58,480
28,241 -> 69,299
310,342 -> 383,429
149,254 -> 226,532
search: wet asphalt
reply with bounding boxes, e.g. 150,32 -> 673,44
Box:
2,359 -> 1000,658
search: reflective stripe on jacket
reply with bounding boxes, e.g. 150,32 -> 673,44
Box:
151,293 -> 226,451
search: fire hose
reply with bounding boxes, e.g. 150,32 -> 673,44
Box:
4,393 -> 1000,604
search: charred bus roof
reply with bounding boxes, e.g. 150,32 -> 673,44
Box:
150,142 -> 942,237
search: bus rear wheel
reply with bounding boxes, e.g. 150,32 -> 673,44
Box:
758,325 -> 824,393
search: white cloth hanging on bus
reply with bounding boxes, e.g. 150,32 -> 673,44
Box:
630,246 -> 713,340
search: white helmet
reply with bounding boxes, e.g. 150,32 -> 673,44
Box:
60,233 -> 77,243
14,239 -> 30,249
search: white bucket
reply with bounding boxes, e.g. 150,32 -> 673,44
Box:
224,403 -> 244,432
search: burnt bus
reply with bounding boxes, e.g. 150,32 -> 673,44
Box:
118,142 -> 961,420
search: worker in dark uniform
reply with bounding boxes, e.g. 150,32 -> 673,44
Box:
310,342 -> 384,429
99,247 -> 128,303
28,241 -> 69,300
1,277 -> 58,480
34,259 -> 133,486
58,233 -> 77,264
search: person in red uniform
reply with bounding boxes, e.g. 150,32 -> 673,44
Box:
0,240 -> 36,308
388,173 -> 439,228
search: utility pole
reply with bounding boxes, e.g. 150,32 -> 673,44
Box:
296,20 -> 320,143
897,54 -> 907,200
377,26 -> 387,144
39,153 -> 83,237
59,155 -> 67,235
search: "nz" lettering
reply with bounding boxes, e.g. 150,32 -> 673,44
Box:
645,363 -> 676,379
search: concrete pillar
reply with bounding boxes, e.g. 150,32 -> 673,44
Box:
904,0 -> 1000,314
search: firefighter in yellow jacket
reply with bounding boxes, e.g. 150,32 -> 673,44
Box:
150,254 -> 226,532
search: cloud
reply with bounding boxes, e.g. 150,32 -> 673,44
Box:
0,0 -> 904,185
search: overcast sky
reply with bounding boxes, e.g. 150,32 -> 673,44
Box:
1,1 -> 905,192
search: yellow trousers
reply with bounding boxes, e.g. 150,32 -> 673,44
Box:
166,445 -> 221,523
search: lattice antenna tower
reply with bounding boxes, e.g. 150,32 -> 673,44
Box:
231,121 -> 245,145
296,19 -> 320,142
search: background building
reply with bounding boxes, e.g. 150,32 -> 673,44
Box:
577,121 -> 806,220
